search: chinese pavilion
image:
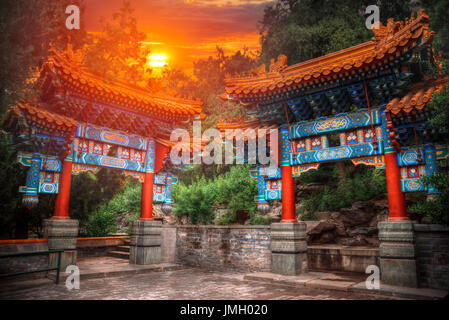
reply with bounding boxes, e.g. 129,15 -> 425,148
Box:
3,47 -> 203,266
219,10 -> 449,286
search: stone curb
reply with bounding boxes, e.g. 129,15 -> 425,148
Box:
47,264 -> 187,282
243,272 -> 449,300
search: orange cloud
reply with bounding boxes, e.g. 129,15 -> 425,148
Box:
84,0 -> 273,71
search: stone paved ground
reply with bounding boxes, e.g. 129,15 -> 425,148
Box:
0,267 -> 403,300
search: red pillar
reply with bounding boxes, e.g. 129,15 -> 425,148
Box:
384,152 -> 408,221
140,172 -> 155,220
53,160 -> 73,219
281,165 -> 297,223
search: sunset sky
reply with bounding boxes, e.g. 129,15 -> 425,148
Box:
84,0 -> 274,72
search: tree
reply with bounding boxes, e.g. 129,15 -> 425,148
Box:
0,0 -> 87,115
83,0 -> 151,86
69,169 -> 128,234
413,61 -> 449,225
258,0 -> 414,65
420,0 -> 449,58
0,0 -> 87,238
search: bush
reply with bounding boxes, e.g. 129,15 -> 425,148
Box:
248,211 -> 271,225
86,207 -> 117,237
173,180 -> 214,224
173,165 -> 258,224
410,160 -> 449,226
298,166 -> 387,218
84,179 -> 141,236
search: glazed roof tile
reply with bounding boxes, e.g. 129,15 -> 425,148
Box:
41,49 -> 203,121
386,77 -> 449,118
5,101 -> 78,132
223,10 -> 435,99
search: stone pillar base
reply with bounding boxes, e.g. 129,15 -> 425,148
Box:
43,219 -> 78,270
379,221 -> 418,288
129,220 -> 162,265
270,222 -> 307,275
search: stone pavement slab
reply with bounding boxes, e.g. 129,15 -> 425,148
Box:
1,266 -> 401,300
47,256 -> 185,281
244,271 -> 448,300
350,281 -> 448,300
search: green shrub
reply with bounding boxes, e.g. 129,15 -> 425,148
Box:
173,180 -> 214,224
410,160 -> 449,226
298,166 -> 387,218
248,211 -> 271,225
86,207 -> 117,237
84,180 -> 141,236
173,165 -> 257,224
214,211 -> 237,225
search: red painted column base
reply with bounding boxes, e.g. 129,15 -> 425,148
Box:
140,172 -> 155,220
53,160 -> 73,219
281,165 -> 297,223
384,152 -> 408,221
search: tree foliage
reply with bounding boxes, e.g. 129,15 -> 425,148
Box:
83,0 -> 151,86
259,0 -> 414,66
0,0 -> 87,115
420,0 -> 449,58
173,165 -> 259,225
412,61 -> 449,225
298,165 -> 387,219
0,1 -> 87,238
69,169 -> 128,233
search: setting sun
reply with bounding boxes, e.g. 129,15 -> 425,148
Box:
147,54 -> 168,68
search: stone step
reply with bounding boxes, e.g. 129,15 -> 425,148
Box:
107,250 -> 129,260
46,263 -> 187,282
116,245 -> 130,252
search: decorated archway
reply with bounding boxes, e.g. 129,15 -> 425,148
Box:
3,47 -> 204,267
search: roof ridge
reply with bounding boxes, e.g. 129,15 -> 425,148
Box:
49,50 -> 201,106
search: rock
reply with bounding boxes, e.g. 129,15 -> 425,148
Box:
340,235 -> 368,246
308,221 -> 336,235
315,211 -> 337,221
365,237 -> 380,246
335,222 -> 347,237
270,205 -> 282,222
164,215 -> 178,225
339,201 -> 382,227
350,227 -> 377,236
304,221 -> 321,233
303,201 -> 388,247
180,215 -> 188,225
316,232 -> 335,244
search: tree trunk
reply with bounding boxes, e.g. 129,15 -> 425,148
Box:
14,207 -> 29,239
336,161 -> 346,181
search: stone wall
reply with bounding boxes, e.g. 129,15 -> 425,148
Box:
0,241 -> 49,280
162,226 -> 177,263
0,237 -> 128,281
175,225 -> 271,272
414,224 -> 449,290
76,237 -> 127,258
308,245 -> 379,273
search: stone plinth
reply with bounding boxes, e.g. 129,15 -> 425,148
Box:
378,221 -> 417,288
43,219 -> 79,270
270,222 -> 307,275
129,220 -> 162,265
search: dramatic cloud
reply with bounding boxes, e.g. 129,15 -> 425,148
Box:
84,0 -> 273,70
